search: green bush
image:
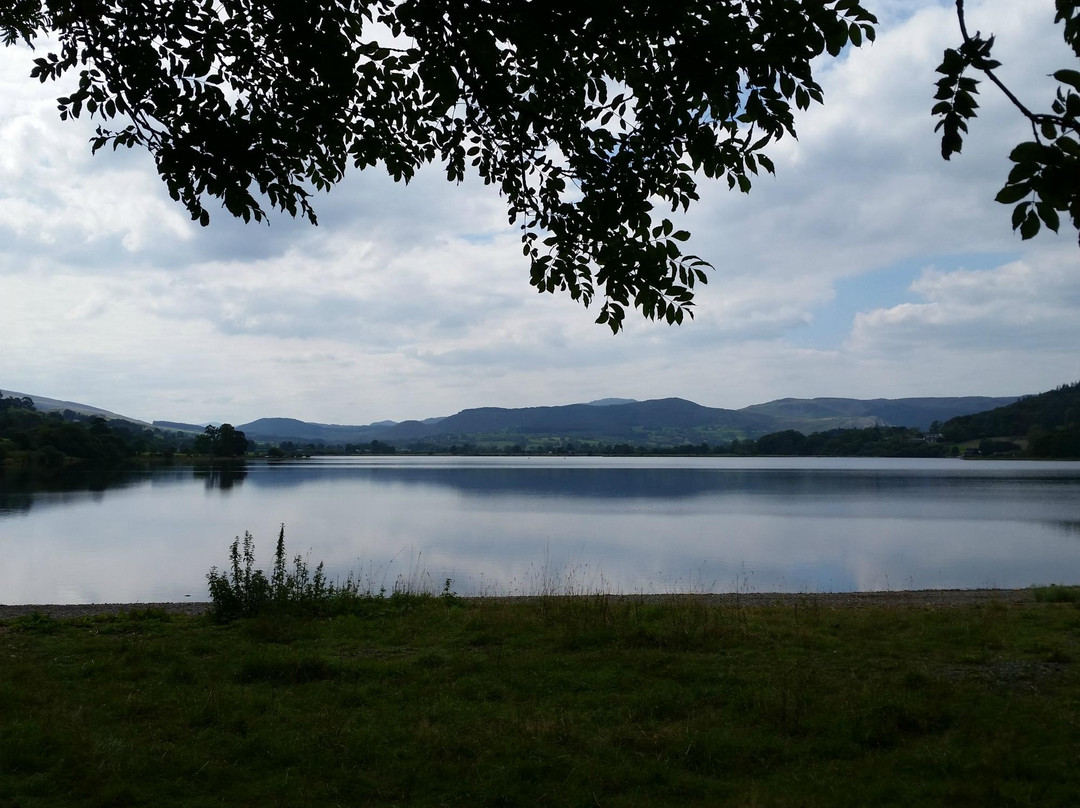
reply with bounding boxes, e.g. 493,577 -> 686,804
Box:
1031,584 -> 1080,603
206,525 -> 450,620
207,525 -> 340,620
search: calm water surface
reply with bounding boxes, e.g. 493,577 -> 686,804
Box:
2,456 -> 1080,604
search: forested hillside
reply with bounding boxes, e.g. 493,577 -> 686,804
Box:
236,395 -> 1025,449
386,398 -> 775,446
741,396 -> 1018,431
10,385 -> 1080,459
941,382 -> 1080,457
735,427 -> 949,458
0,392 -> 216,466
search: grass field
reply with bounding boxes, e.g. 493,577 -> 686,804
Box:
2,592 -> 1079,807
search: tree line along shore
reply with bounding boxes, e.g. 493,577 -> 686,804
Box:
5,382 -> 1080,468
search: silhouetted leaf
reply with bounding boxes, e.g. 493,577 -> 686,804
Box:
2,0 -> 890,330
1012,201 -> 1029,230
1020,210 -> 1041,239
937,4 -> 1079,247
995,183 -> 1031,204
1010,142 -> 1046,163
1054,68 -> 1080,90
1037,201 -> 1061,232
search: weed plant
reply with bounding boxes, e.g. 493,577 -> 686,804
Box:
1031,584 -> 1080,603
206,525 -> 451,620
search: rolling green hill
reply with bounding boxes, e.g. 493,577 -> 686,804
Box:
4,386 -> 1039,452
237,417 -> 388,445
228,395 -> 1032,449
381,398 -> 776,447
236,395 -> 1027,450
742,396 -> 1018,432
941,382 -> 1080,457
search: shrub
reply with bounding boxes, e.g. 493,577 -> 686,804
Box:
207,524 -> 340,620
207,524 -> 448,620
1031,584 -> 1080,603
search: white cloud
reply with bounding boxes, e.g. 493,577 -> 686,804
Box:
0,48 -> 194,260
0,1 -> 1077,423
851,244 -> 1080,353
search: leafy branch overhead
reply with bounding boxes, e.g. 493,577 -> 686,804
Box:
5,0 -> 875,332
934,0 -> 1080,244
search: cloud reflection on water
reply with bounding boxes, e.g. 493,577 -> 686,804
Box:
2,456 -> 1080,603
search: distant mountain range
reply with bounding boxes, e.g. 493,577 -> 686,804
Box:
4,387 -> 1020,448
232,395 -> 1018,447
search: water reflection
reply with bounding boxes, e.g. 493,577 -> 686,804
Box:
0,461 -> 250,518
192,462 -> 247,491
245,462 -> 1080,500
2,456 -> 1080,603
234,459 -> 1080,529
0,464 -> 152,518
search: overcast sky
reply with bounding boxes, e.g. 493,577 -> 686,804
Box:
1,0 -> 1077,426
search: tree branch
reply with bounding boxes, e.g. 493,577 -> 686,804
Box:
954,0 -> 1076,141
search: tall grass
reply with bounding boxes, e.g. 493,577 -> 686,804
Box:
6,586 -> 1080,807
1031,584 -> 1080,603
206,525 -> 452,620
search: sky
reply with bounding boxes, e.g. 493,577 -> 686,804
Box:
1,0 -> 1078,426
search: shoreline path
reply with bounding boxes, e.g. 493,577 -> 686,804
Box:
0,588 -> 1038,620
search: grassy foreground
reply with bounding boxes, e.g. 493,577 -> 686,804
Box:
2,594 -> 1079,807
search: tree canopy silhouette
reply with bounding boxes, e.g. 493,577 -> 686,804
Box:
933,0 -> 1080,244
2,0 -> 878,331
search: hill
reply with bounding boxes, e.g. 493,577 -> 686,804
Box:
2,389 -> 151,428
941,382 -> 1080,456
378,398 -> 776,447
220,395 -> 1034,448
3,385 -> 1035,451
153,420 -> 207,433
741,396 -> 1019,432
252,395 -> 1024,450
236,418 -> 391,445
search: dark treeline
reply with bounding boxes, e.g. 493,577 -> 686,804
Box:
192,424 -> 250,457
10,381 -> 1080,465
1,393 -> 143,466
941,381 -> 1080,458
298,384 -> 1080,459
942,381 -> 1080,440
732,427 -> 952,458
265,439 -> 396,458
293,426 -> 956,459
0,392 -> 248,468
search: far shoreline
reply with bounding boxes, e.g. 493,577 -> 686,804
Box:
0,587 -> 1045,620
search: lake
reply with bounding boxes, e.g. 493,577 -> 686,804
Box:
2,456 -> 1080,604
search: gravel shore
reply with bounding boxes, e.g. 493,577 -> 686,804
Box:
0,588 -> 1037,620
0,601 -> 214,620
